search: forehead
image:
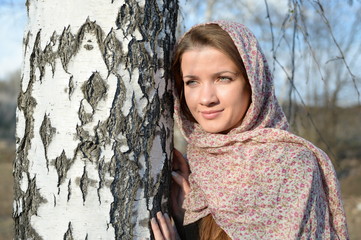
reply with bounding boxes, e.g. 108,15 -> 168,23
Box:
181,47 -> 238,73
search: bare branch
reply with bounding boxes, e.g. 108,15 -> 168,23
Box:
311,0 -> 360,102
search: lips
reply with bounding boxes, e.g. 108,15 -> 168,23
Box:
200,109 -> 223,120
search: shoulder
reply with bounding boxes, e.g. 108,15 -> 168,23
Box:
252,141 -> 317,164
255,142 -> 319,177
235,141 -> 320,184
283,142 -> 317,162
278,142 -> 318,169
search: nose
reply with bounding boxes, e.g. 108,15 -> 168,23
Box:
199,82 -> 219,106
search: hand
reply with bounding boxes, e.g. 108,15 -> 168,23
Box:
171,149 -> 191,224
172,149 -> 190,180
151,211 -> 179,240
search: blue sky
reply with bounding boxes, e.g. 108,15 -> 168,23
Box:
0,0 -> 26,80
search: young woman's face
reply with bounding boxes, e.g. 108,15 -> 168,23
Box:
181,47 -> 251,134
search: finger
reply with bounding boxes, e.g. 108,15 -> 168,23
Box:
156,212 -> 172,239
151,218 -> 164,240
170,181 -> 182,214
169,216 -> 181,240
172,171 -> 190,194
170,181 -> 178,203
170,184 -> 186,226
172,149 -> 182,171
173,149 -> 190,178
164,213 -> 176,239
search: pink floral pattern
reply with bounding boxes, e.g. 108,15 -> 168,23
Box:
174,21 -> 349,239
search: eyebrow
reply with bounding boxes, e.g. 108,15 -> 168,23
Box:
183,74 -> 197,79
183,71 -> 239,79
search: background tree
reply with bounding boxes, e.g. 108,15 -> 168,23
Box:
13,0 -> 178,239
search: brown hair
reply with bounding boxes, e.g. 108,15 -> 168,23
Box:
172,24 -> 249,121
199,214 -> 231,240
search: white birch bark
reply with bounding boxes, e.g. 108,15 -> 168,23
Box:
14,0 -> 178,239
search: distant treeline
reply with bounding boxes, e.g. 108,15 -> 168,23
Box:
0,71 -> 19,142
0,100 -> 16,141
282,102 -> 361,171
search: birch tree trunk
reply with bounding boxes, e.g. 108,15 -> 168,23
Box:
14,0 -> 178,239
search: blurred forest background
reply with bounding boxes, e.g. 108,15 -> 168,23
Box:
1,0 -> 361,239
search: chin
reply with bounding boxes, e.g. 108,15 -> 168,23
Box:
199,120 -> 241,134
201,125 -> 228,134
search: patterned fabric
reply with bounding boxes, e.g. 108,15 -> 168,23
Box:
174,21 -> 349,239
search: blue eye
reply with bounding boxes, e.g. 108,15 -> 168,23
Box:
218,76 -> 232,82
184,80 -> 198,86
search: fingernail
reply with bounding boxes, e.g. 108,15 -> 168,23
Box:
171,171 -> 178,177
156,211 -> 162,217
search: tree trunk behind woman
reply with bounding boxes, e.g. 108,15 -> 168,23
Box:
14,0 -> 178,239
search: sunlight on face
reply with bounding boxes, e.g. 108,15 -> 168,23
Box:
181,47 -> 251,134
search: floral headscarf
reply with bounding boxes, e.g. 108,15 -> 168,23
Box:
174,21 -> 348,239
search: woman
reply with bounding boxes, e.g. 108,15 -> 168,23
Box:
151,21 -> 349,239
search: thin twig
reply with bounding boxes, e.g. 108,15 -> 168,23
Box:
295,3 -> 326,85
312,0 -> 360,102
288,0 -> 298,124
264,0 -> 276,73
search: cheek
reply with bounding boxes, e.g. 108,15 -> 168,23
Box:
219,87 -> 241,104
242,85 -> 252,109
184,89 -> 196,109
225,86 -> 250,112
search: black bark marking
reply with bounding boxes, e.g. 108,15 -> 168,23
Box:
28,176 -> 47,218
25,0 -> 30,15
83,43 -> 94,50
76,19 -> 106,64
64,222 -> 74,240
58,26 -> 76,72
68,75 -> 74,100
67,179 -> 72,202
78,99 -> 93,125
106,73 -> 127,136
110,147 -> 141,239
24,29 -> 61,82
43,31 -> 58,76
40,113 -> 56,171
97,157 -> 105,204
31,31 -> 46,82
104,29 -> 123,73
79,140 -> 101,163
80,165 -> 89,203
142,0 -> 162,44
14,176 -> 47,239
81,72 -> 108,111
117,0 -> 141,35
54,150 -> 73,191
142,90 -> 173,220
24,31 -> 30,53
60,20 -> 109,73
96,120 -> 112,146
97,156 -> 113,204
14,29 -> 40,239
